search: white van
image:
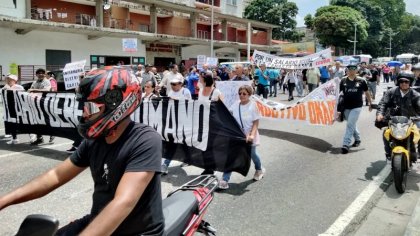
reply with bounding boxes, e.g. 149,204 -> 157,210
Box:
396,53 -> 419,64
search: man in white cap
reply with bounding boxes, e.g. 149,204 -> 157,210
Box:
158,64 -> 184,96
167,77 -> 191,100
161,76 -> 191,174
2,74 -> 24,144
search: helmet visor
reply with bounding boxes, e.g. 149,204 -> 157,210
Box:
83,102 -> 105,118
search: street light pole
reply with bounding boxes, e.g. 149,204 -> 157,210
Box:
347,23 -> 358,55
353,23 -> 357,55
386,30 -> 398,57
210,0 -> 214,57
389,32 -> 392,57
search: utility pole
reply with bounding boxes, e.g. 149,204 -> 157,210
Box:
387,30 -> 398,57
347,23 -> 358,55
210,0 -> 214,57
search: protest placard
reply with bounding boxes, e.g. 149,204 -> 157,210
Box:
63,60 -> 86,90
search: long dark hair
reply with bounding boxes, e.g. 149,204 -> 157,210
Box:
203,73 -> 214,87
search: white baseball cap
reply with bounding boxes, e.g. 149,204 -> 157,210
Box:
6,74 -> 18,81
170,77 -> 182,84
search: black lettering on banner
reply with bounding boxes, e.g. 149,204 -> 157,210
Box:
43,94 -> 57,126
145,100 -> 163,133
177,100 -> 194,147
15,92 -> 33,124
163,99 -> 177,142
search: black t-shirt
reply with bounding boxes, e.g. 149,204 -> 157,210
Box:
340,77 -> 368,109
369,69 -> 379,82
70,122 -> 164,236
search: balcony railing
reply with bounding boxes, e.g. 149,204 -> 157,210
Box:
18,65 -> 92,81
31,8 -> 96,27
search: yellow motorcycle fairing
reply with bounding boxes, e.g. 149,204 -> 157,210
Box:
384,124 -> 420,143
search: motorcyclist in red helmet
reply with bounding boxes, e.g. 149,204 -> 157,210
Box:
0,66 -> 165,235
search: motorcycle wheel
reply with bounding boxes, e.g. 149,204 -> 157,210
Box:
393,153 -> 407,193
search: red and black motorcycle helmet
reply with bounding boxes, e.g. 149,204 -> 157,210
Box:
76,66 -> 141,139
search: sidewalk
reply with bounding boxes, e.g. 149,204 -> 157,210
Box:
353,163 -> 420,236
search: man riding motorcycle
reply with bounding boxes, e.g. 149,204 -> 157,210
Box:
376,73 -> 420,160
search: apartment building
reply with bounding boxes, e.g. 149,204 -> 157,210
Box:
0,0 -> 277,76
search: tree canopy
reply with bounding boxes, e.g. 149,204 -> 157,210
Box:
312,6 -> 369,49
244,0 -> 302,42
325,0 -> 419,56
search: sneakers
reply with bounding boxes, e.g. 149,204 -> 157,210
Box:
218,180 -> 229,190
4,134 -> 12,139
49,136 -> 55,144
352,140 -> 361,147
66,146 -> 77,154
253,168 -> 266,181
341,145 -> 349,154
30,137 -> 44,146
6,139 -> 19,145
161,164 -> 168,175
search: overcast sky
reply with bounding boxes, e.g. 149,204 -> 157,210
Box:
290,0 -> 420,27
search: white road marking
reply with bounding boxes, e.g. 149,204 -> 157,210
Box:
0,142 -> 73,159
319,164 -> 391,236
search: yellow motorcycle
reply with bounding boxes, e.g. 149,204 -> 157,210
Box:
384,116 -> 420,193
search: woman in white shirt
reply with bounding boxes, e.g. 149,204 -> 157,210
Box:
219,85 -> 265,190
197,72 -> 223,102
198,72 -> 224,175
283,69 -> 297,101
142,80 -> 158,102
3,74 -> 24,144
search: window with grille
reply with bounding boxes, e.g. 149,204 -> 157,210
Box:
139,24 -> 149,32
226,0 -> 237,6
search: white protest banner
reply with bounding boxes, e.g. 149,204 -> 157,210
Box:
63,60 -> 86,90
197,55 -> 206,69
215,81 -> 253,109
253,78 -> 340,126
252,48 -> 333,70
122,38 -> 138,52
206,57 -> 218,67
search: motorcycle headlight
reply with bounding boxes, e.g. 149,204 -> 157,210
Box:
390,123 -> 409,140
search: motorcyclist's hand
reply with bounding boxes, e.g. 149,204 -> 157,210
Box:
376,114 -> 384,121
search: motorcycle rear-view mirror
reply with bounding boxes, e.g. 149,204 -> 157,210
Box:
15,214 -> 59,236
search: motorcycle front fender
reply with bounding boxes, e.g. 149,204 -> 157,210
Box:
392,146 -> 409,156
392,146 -> 410,170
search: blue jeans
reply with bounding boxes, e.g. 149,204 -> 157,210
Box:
222,145 -> 262,182
269,80 -> 278,96
342,107 -> 362,147
367,81 -> 377,98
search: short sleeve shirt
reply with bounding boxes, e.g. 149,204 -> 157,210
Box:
229,100 -> 261,145
30,78 -> 51,91
168,87 -> 192,100
340,77 -> 368,109
70,122 -> 164,235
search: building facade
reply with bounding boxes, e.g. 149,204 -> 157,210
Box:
0,0 -> 277,77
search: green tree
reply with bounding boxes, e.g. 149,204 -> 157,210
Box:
244,0 -> 301,41
304,14 -> 314,30
313,6 -> 369,49
330,0 -> 384,57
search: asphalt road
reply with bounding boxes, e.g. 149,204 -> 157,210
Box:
0,82 -> 391,235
